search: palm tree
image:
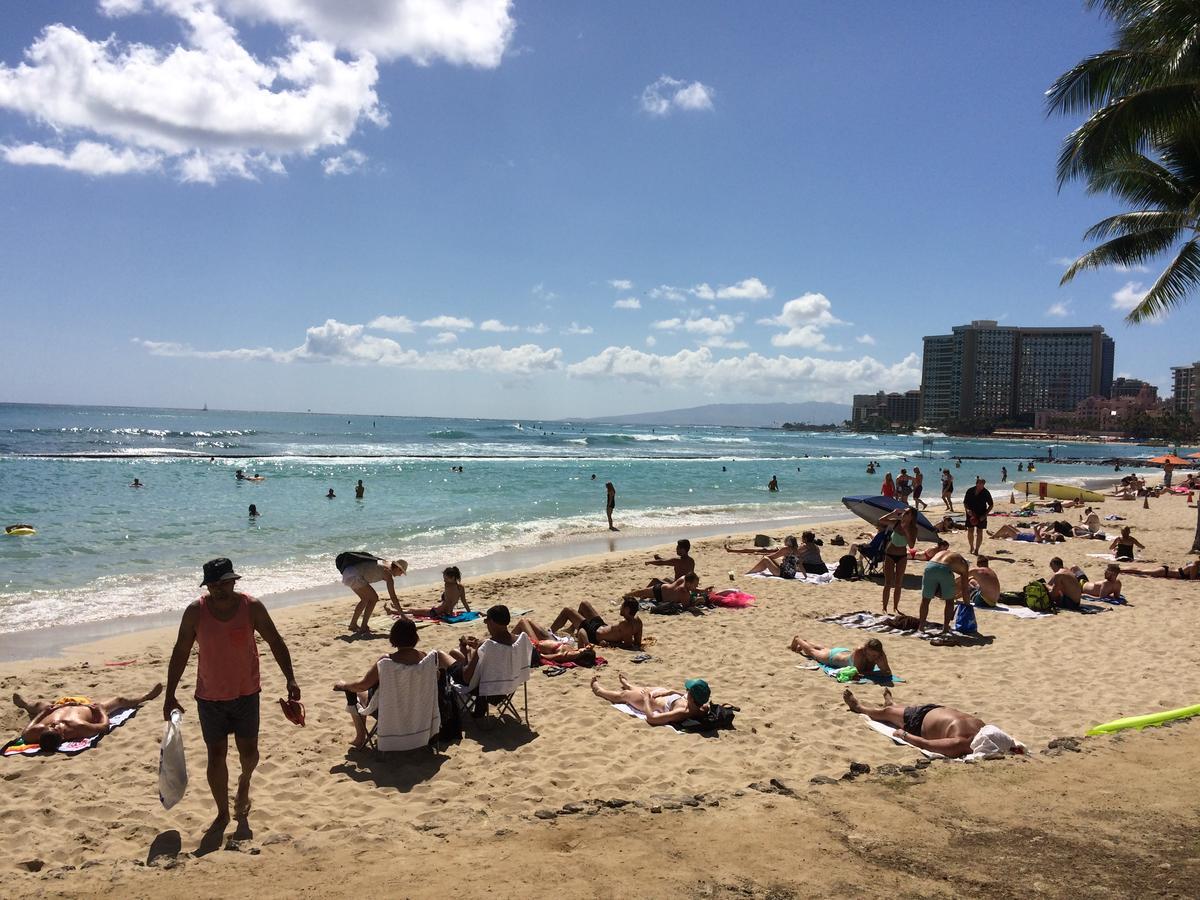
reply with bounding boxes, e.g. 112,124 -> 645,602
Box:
1049,0 -> 1200,322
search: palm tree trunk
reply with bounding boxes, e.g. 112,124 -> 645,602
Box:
1193,502 -> 1200,554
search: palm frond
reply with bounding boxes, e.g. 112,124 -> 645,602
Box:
1124,237 -> 1200,321
1045,48 -> 1163,117
1061,227 -> 1183,284
1081,210 -> 1190,242
1084,153 -> 1188,208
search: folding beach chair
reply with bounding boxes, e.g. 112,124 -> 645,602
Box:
858,530 -> 888,578
453,633 -> 531,726
355,653 -> 441,753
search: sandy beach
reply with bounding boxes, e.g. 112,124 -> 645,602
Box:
3,484 -> 1199,898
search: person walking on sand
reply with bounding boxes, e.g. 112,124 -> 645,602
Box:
163,558 -> 300,829
605,482 -> 618,531
963,476 -> 993,555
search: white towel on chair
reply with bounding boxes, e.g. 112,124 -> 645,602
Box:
362,652 -> 440,752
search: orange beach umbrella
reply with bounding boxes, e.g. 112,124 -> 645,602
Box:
1147,455 -> 1191,466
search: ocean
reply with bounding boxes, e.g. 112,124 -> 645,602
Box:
0,402 -> 1161,636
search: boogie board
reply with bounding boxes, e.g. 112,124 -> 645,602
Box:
1012,481 -> 1104,503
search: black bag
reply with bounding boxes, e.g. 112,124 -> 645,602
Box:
680,703 -> 739,732
435,669 -> 462,746
335,550 -> 380,573
833,554 -> 859,580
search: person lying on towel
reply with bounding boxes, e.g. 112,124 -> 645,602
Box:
789,636 -> 892,677
844,688 -> 1024,759
510,617 -> 598,666
591,673 -> 710,727
622,572 -> 708,610
551,598 -> 643,650
13,683 -> 163,752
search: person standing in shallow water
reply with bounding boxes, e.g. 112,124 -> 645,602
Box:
355,479 -> 365,499
605,482 -> 617,531
163,558 -> 300,831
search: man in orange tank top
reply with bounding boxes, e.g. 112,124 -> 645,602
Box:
164,558 -> 300,830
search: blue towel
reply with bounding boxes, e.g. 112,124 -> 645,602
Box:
441,610 -> 482,623
1082,594 -> 1127,606
815,662 -> 904,685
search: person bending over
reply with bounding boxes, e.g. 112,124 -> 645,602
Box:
389,565 -> 470,619
551,598 -> 643,649
333,618 -> 455,749
843,688 -> 1024,759
644,539 -> 695,585
14,683 -> 162,751
342,556 -> 408,634
917,549 -> 971,634
590,673 -> 711,727
789,637 -> 891,676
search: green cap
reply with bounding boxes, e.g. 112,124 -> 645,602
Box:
684,678 -> 710,705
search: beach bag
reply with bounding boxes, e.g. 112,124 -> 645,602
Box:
833,554 -> 859,580
1023,580 -> 1054,613
435,669 -> 462,746
158,710 -> 188,810
954,602 -> 978,634
680,703 -> 739,733
753,534 -> 772,548
335,550 -> 380,573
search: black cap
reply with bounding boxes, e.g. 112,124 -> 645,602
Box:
201,557 -> 241,586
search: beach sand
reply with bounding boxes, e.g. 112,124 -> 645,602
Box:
3,485 -> 1199,897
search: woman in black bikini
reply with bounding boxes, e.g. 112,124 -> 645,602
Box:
725,536 -> 802,578
1121,561 -> 1200,580
1109,526 -> 1144,561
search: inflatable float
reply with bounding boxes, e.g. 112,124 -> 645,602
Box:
1086,703 -> 1200,735
1012,481 -> 1105,503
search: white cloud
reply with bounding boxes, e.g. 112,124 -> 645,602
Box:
640,75 -> 714,116
770,325 -> 840,351
322,148 -> 366,176
714,277 -> 771,300
690,283 -> 715,301
645,335 -> 657,347
568,346 -> 921,401
0,140 -> 161,175
700,336 -> 748,350
649,285 -> 687,302
1045,301 -> 1069,318
758,293 -> 847,350
526,323 -> 548,335
609,279 -> 633,291
135,318 -> 561,374
856,334 -> 876,345
532,282 -> 557,302
212,0 -> 515,67
613,298 -> 641,310
0,1 -> 388,182
1050,256 -> 1075,268
420,315 -> 474,330
368,314 -> 415,333
564,322 -> 593,335
480,318 -> 518,332
1113,262 -> 1150,273
429,331 -> 458,345
1111,281 -> 1147,311
652,314 -> 740,337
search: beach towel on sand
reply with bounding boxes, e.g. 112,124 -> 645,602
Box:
611,698 -> 683,733
798,663 -> 904,685
1082,594 -> 1128,606
746,571 -> 834,585
820,611 -> 989,645
3,707 -> 138,757
409,610 -> 482,624
976,603 -> 1052,620
862,714 -> 942,759
861,716 -> 1025,762
537,654 -> 607,670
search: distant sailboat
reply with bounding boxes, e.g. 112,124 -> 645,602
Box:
202,402 -> 208,411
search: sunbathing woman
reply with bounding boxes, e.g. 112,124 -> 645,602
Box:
590,673 -> 710,727
990,523 -> 1063,543
14,683 -> 163,752
1121,560 -> 1200,580
388,566 -> 470,619
789,636 -> 891,676
725,535 -> 801,578
510,617 -> 598,665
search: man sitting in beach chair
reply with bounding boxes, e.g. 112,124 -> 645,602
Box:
843,687 -> 1024,759
13,683 -> 162,752
551,598 -> 643,649
850,524 -> 888,577
449,605 -> 531,722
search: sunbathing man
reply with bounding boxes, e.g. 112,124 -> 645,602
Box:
843,688 -> 1024,759
590,673 -> 710,727
510,617 -> 598,666
1081,563 -> 1122,599
1122,560 -> 1200,580
644,539 -> 695,586
14,683 -> 162,752
551,598 -> 643,649
917,549 -> 971,634
1046,557 -> 1084,609
789,636 -> 891,677
990,523 -> 1063,543
968,556 -> 1001,607
623,572 -> 708,610
908,539 -> 950,561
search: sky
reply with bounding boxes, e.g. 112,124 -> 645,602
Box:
0,1 -> 1189,419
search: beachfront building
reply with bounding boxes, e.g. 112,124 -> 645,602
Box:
919,320 -> 1114,426
1110,377 -> 1157,401
1171,362 -> 1200,420
851,390 -> 921,426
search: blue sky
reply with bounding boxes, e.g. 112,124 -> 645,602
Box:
0,1 -> 1186,418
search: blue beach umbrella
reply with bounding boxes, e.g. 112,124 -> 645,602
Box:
841,495 -> 940,544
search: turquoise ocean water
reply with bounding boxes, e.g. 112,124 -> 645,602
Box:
0,403 -> 1163,635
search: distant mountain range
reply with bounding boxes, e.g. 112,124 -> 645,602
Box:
588,402 -> 851,428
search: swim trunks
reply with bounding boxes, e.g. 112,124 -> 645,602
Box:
580,616 -> 606,644
51,696 -> 91,709
652,584 -> 663,603
902,703 -> 941,737
1014,531 -> 1035,542
921,562 -> 956,600
197,693 -> 260,744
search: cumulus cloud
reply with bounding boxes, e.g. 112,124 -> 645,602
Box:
1045,301 -> 1069,318
856,334 -> 877,345
609,279 -> 633,291
480,318 -> 518,332
368,314 -> 415,333
322,148 -> 366,175
526,323 -> 548,335
568,346 -> 921,401
1,140 -> 161,175
640,75 -> 714,116
700,336 -> 748,350
1111,281 -> 1147,311
564,322 -> 593,335
649,285 -> 687,302
420,315 -> 474,330
613,298 -> 641,310
757,293 -> 847,350
429,331 -> 458,345
653,277 -> 771,303
645,335 -> 657,347
134,318 -> 561,374
652,314 -> 740,337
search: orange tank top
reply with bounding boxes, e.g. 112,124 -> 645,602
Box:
195,593 -> 260,701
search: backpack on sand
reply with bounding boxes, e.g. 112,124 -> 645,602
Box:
335,551 -> 381,573
680,703 -> 739,733
1023,580 -> 1054,613
833,554 -> 859,580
